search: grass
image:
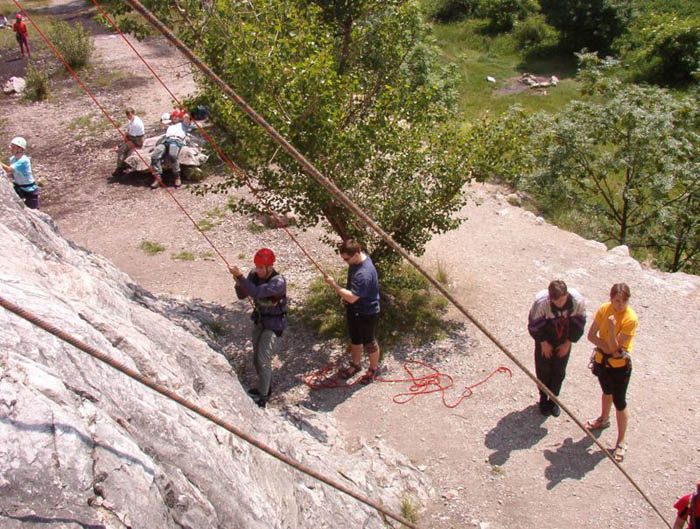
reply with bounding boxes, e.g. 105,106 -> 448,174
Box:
172,251 -> 196,261
247,220 -> 267,233
200,251 -> 216,261
67,113 -> 112,140
139,240 -> 165,255
400,496 -> 420,526
435,259 -> 450,285
298,263 -> 453,349
197,219 -> 215,232
429,18 -> 580,121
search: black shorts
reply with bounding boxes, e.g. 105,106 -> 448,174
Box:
595,364 -> 631,411
347,310 -> 379,345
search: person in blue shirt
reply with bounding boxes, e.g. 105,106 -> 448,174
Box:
324,239 -> 381,384
230,248 -> 287,408
1,136 -> 39,209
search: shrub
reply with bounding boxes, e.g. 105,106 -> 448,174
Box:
139,240 -> 165,255
539,0 -> 632,54
513,14 -> 558,52
48,20 -> 94,69
298,264 -> 453,349
627,15 -> 700,87
24,62 -> 50,101
481,0 -> 539,33
424,0 -> 482,22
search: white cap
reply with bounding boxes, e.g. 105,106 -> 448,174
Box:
160,112 -> 171,124
10,137 -> 27,150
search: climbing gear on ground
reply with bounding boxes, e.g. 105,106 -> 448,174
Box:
254,248 -> 275,266
585,416 -> 611,431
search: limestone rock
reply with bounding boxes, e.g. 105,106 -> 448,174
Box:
3,77 -> 25,95
0,178 -> 431,528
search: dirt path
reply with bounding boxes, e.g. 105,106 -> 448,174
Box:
1,5 -> 698,529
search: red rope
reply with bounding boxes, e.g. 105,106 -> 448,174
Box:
304,360 -> 512,408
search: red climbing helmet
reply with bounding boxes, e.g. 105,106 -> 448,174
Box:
169,109 -> 183,121
254,248 -> 275,267
16,13 -> 22,19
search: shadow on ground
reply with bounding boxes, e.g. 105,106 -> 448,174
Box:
543,434 -> 607,489
485,404 -> 548,466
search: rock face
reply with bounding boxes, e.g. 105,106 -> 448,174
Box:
0,180 -> 431,528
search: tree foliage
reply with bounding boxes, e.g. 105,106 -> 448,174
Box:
469,56 -> 700,272
539,0 -> 633,54
108,0 -> 470,269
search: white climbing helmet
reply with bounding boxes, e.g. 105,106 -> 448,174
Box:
10,137 -> 27,150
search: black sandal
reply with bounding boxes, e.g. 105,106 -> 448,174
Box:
338,362 -> 361,379
359,367 -> 378,385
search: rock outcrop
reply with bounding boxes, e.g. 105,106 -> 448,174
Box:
0,180 -> 431,528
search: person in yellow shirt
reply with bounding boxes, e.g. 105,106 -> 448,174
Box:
585,283 -> 638,462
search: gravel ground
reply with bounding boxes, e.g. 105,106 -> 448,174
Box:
1,3 -> 698,528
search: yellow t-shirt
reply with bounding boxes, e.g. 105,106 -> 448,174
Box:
593,301 -> 639,368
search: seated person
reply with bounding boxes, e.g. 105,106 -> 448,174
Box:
150,110 -> 185,188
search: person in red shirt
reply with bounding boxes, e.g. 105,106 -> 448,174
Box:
674,482 -> 700,529
12,14 -> 30,58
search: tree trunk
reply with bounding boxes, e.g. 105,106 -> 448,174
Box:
338,17 -> 352,75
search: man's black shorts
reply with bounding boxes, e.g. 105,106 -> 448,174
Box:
347,309 -> 379,345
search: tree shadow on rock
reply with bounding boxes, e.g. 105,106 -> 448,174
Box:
543,435 -> 606,489
485,404 -> 548,466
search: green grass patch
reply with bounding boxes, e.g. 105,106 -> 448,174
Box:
429,17 -> 579,120
171,251 -> 196,261
200,251 -> 216,261
67,113 -> 111,140
197,219 -> 215,232
400,496 -> 420,526
139,240 -> 165,255
298,264 -> 453,349
247,220 -> 267,233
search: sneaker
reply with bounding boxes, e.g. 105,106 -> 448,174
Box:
539,396 -> 551,416
174,176 -> 182,188
150,178 -> 160,189
549,401 -> 561,417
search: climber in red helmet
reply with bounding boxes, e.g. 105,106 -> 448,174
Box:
230,248 -> 287,408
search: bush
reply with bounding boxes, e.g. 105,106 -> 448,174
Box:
625,15 -> 700,87
513,14 -> 558,51
539,0 -> 632,54
48,20 -> 94,69
424,0 -> 482,22
24,62 -> 50,101
298,264 -> 453,349
481,0 -> 539,33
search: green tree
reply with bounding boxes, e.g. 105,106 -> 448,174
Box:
524,65 -> 700,265
539,0 -> 632,54
109,0 -> 469,269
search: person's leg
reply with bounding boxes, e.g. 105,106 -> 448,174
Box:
150,143 -> 166,187
168,144 -> 181,186
611,368 -> 631,447
115,142 -> 131,173
254,328 -> 276,400
547,346 -> 571,416
534,342 -> 552,412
